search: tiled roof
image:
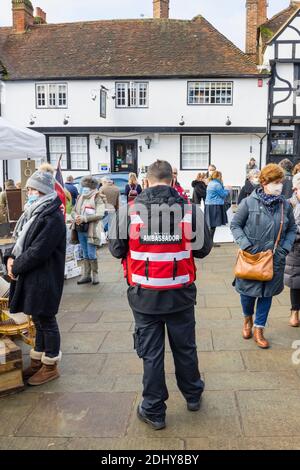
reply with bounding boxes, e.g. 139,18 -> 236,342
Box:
260,4 -> 300,49
0,16 -> 260,80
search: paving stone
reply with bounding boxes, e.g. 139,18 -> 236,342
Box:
0,393 -> 40,437
241,350 -> 299,371
24,374 -> 114,393
126,392 -> 242,438
204,370 -> 300,391
205,293 -> 241,308
16,392 -> 136,438
95,310 -> 133,323
195,308 -> 231,320
88,297 -> 130,311
98,331 -> 136,353
198,351 -> 245,372
59,294 -> 93,311
71,321 -> 132,332
113,374 -> 178,392
196,281 -> 228,295
185,437 -> 300,450
230,305 -> 290,319
60,332 -> 107,354
66,437 -> 184,450
0,437 -> 69,450
59,311 -> 103,323
198,318 -> 244,329
237,390 -> 300,437
195,329 -> 213,352
58,354 -> 106,374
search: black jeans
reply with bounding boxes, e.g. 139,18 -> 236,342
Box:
133,307 -> 204,421
32,316 -> 61,358
290,289 -> 300,310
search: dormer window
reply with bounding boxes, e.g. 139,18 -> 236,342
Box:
36,83 -> 68,108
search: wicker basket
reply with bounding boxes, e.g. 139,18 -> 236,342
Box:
0,297 -> 35,346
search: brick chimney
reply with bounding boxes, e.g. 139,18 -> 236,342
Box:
153,0 -> 169,19
12,0 -> 34,33
34,7 -> 47,24
246,0 -> 268,59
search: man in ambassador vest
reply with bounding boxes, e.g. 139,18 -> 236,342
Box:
109,160 -> 212,430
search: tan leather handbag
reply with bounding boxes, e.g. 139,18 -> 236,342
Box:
234,203 -> 284,282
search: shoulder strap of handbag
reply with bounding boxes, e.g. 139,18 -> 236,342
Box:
273,203 -> 284,253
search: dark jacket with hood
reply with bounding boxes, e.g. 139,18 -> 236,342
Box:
238,180 -> 256,205
6,197 -> 66,317
109,185 -> 212,314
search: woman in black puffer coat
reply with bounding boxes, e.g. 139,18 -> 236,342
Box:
284,173 -> 300,327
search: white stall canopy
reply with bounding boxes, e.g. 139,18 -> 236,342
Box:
0,117 -> 46,160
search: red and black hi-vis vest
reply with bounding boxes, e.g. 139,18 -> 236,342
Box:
122,202 -> 196,290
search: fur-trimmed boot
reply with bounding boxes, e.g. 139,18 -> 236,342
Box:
27,352 -> 62,386
77,259 -> 92,285
23,350 -> 43,381
90,259 -> 99,285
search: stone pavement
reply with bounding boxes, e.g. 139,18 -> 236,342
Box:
1,244 -> 300,450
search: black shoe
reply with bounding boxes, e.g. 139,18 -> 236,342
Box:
137,404 -> 166,430
187,396 -> 202,412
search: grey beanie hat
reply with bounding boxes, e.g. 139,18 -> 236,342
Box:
26,170 -> 55,195
81,176 -> 99,190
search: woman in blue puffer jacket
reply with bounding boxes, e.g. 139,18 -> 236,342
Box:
205,170 -> 229,244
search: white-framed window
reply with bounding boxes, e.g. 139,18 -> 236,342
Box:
116,82 -> 149,108
48,135 -> 89,171
70,136 -> 89,170
36,83 -> 68,108
188,81 -> 233,105
181,135 -> 210,170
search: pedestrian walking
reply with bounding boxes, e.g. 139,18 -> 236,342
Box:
109,160 -> 212,430
72,176 -> 106,286
125,173 -> 142,203
231,164 -> 296,349
0,179 -> 16,223
5,170 -> 66,385
238,169 -> 261,204
284,173 -> 300,327
279,158 -> 293,199
205,170 -> 229,246
246,158 -> 258,178
192,173 -> 207,205
172,167 -> 188,201
100,177 -> 120,233
65,175 -> 79,207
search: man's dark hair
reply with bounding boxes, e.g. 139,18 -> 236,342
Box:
279,158 -> 293,173
147,160 -> 173,183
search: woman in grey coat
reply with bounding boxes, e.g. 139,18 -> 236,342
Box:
231,164 -> 296,349
284,173 -> 300,327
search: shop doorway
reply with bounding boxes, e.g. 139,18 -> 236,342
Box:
111,140 -> 138,173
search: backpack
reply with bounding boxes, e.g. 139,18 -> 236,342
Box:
128,185 -> 138,202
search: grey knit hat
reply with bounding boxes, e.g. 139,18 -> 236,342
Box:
26,170 -> 55,194
81,176 -> 99,190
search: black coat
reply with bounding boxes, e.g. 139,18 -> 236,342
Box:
192,180 -> 207,204
7,197 -> 66,318
109,185 -> 212,314
238,180 -> 255,204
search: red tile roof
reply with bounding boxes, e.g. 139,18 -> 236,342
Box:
260,4 -> 300,49
0,16 -> 260,80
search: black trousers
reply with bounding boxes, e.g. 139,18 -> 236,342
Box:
133,307 -> 204,420
32,316 -> 61,358
290,289 -> 300,311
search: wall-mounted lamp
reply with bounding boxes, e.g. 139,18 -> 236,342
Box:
179,116 -> 185,126
95,136 -> 102,149
29,114 -> 36,126
91,90 -> 97,101
225,116 -> 232,126
111,95 -> 116,100
139,145 -> 143,152
105,145 -> 108,152
145,136 -> 152,149
63,115 -> 70,125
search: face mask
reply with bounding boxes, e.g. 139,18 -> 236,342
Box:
81,187 -> 91,195
265,182 -> 283,196
252,178 -> 260,186
27,194 -> 39,205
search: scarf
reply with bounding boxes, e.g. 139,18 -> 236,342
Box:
257,187 -> 284,214
12,192 -> 57,259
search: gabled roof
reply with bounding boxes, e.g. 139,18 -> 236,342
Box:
0,16 -> 261,81
260,3 -> 300,49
